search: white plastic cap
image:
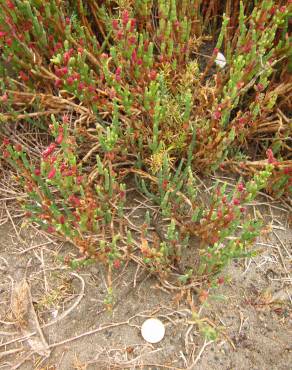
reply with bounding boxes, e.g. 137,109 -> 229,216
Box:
141,318 -> 165,343
215,52 -> 227,68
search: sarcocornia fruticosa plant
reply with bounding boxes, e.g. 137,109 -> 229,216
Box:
0,1 -> 291,289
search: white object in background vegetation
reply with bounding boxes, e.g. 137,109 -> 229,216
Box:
141,318 -> 165,343
215,52 -> 227,68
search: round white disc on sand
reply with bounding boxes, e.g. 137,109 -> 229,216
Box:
141,318 -> 165,343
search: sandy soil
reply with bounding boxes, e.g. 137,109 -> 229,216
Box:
0,201 -> 291,370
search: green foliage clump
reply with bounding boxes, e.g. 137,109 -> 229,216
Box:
0,0 -> 291,289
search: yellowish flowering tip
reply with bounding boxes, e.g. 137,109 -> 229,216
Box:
0,114 -> 8,122
215,52 -> 227,68
20,219 -> 29,229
